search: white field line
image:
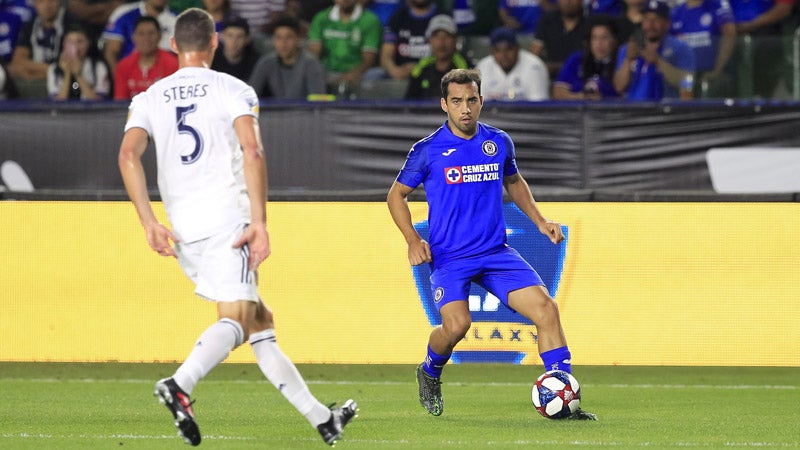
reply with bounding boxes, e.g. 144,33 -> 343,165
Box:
0,378 -> 796,390
1,434 -> 798,447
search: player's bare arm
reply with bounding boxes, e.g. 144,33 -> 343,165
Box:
387,180 -> 432,265
504,172 -> 564,244
118,127 -> 179,257
232,115 -> 270,271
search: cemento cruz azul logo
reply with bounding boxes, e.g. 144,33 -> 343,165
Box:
411,203 -> 568,364
444,163 -> 501,184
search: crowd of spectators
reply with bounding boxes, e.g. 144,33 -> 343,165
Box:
0,0 -> 798,101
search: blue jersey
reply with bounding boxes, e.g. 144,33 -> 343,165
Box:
670,0 -> 734,72
617,35 -> 696,100
728,0 -> 780,22
0,9 -> 22,62
555,51 -> 619,97
102,3 -> 176,59
588,0 -> 624,16
396,121 -> 519,264
499,0 -> 548,35
367,0 -> 402,25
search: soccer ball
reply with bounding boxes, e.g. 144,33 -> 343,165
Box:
531,370 -> 581,419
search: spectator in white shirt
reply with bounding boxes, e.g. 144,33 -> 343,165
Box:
476,26 -> 550,101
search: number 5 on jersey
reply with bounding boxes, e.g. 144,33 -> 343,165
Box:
177,104 -> 204,164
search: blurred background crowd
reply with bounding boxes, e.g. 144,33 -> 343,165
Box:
1,0 -> 798,102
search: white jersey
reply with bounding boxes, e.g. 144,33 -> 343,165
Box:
476,50 -> 550,101
125,66 -> 260,243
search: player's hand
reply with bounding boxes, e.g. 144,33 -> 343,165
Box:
408,238 -> 432,266
234,223 -> 271,271
145,222 -> 179,258
538,221 -> 565,244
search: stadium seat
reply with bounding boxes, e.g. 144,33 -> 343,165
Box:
462,35 -> 491,62
356,78 -> 409,99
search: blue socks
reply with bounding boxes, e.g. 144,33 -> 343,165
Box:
422,345 -> 450,378
422,345 -> 572,377
540,346 -> 572,373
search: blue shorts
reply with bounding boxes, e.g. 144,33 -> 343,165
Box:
430,246 -> 544,310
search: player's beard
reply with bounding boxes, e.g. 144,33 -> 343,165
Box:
450,117 -> 477,137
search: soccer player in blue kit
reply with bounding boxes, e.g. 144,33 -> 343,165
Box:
387,68 -> 596,420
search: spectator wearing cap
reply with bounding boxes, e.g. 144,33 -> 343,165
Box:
531,0 -> 587,78
211,16 -> 259,81
405,14 -> 472,99
476,26 -> 550,101
613,0 -> 695,100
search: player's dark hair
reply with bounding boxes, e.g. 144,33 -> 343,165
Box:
134,15 -> 161,34
440,68 -> 482,98
173,8 -> 215,52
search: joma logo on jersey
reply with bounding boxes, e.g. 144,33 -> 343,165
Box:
444,163 -> 500,184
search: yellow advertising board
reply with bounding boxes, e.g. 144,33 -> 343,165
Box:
1,201 -> 798,366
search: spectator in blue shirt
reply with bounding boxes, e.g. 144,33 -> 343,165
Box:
553,15 -> 620,99
613,0 -> 695,100
670,0 -> 735,98
497,0 -> 556,37
0,6 -> 23,63
729,0 -> 795,98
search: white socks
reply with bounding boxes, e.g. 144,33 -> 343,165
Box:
249,329 -> 332,427
173,318 -> 244,395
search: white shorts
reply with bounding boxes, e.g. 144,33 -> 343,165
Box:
175,223 -> 259,302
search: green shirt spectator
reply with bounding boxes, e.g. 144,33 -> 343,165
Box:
308,0 -> 381,94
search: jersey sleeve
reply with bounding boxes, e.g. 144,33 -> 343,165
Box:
307,12 -> 324,44
555,52 -> 582,92
395,144 -> 428,189
124,92 -> 152,134
362,13 -> 382,53
225,78 -> 259,122
501,132 -> 519,177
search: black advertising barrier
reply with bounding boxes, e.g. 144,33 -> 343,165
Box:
2,99 -> 800,197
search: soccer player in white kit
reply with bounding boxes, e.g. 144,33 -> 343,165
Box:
117,8 -> 357,447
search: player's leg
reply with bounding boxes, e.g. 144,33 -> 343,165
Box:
425,300 -> 472,375
506,286 -> 597,420
154,225 -> 255,445
480,248 -> 571,373
416,300 -> 470,416
506,286 -> 570,371
417,260 -> 474,416
246,300 -> 357,446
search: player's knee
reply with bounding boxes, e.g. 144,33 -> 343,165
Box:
535,297 -> 561,328
442,315 -> 471,343
241,301 -> 272,336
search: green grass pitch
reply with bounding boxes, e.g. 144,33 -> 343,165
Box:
1,363 -> 798,449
